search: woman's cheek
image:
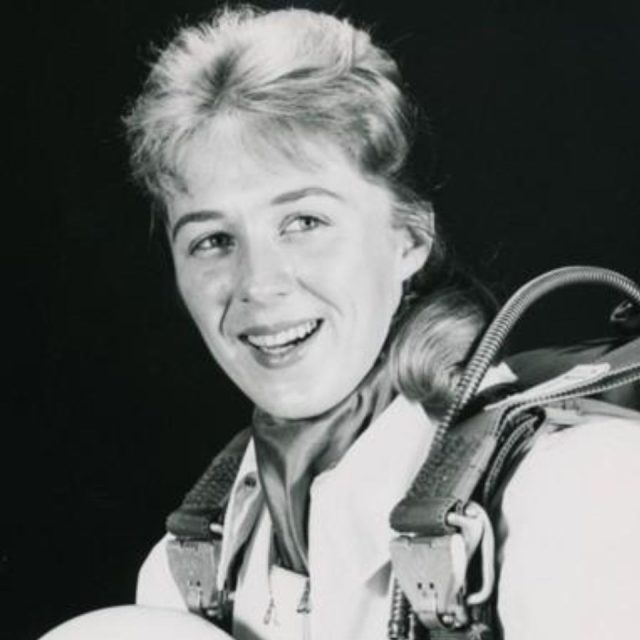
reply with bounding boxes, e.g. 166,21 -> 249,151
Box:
177,261 -> 232,313
299,235 -> 357,279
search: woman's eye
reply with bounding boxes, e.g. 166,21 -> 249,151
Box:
189,232 -> 235,255
283,215 -> 325,234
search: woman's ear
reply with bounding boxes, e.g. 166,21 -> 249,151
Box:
396,221 -> 432,282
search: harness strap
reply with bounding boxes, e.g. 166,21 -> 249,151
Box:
166,428 -> 251,539
389,404 -> 542,536
165,427 -> 251,622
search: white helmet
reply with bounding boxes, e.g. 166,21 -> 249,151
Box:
39,605 -> 231,640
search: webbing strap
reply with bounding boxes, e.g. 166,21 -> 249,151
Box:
391,404 -> 544,535
167,428 -> 251,539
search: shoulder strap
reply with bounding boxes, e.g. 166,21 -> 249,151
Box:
163,428 -> 251,624
166,427 -> 251,539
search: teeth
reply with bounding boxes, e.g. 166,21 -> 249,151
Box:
245,320 -> 319,350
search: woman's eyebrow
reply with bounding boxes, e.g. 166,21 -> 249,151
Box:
270,186 -> 343,206
171,187 -> 342,241
171,210 -> 223,242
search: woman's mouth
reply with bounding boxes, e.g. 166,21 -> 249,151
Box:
240,319 -> 323,367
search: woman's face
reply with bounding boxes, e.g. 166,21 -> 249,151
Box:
167,136 -> 427,419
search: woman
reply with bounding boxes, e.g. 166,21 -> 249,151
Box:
120,6 -> 640,640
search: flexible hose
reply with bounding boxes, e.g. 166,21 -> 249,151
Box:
438,265 -> 640,440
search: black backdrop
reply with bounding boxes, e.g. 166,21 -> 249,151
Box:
5,1 -> 640,638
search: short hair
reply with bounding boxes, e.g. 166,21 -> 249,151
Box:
124,5 -> 491,411
125,6 -> 413,205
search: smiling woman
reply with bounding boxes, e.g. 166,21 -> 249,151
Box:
37,4 -> 640,640
118,7 -> 493,636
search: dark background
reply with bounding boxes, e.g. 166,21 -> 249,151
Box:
5,1 -> 640,638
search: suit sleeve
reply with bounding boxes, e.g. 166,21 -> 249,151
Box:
497,415 -> 640,639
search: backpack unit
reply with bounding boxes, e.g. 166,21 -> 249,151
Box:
165,266 -> 640,639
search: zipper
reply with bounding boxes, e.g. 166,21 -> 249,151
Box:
296,578 -> 311,614
298,578 -> 311,640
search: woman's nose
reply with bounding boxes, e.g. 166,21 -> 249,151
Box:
235,240 -> 294,304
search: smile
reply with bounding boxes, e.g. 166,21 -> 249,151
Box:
242,319 -> 321,352
239,319 -> 323,367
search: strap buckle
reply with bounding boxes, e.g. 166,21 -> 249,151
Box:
166,537 -> 227,620
390,502 -> 495,629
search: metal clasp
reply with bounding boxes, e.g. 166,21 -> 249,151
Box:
390,501 -> 495,629
166,537 -> 227,620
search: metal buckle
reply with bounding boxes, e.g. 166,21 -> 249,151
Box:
390,502 -> 495,629
166,538 -> 226,619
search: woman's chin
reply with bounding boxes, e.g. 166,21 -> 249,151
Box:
254,394 -> 330,420
251,378 -> 357,420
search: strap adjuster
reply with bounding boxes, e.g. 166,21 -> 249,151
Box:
166,538 -> 227,620
390,502 -> 495,629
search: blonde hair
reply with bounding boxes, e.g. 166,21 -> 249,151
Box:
124,5 -> 490,411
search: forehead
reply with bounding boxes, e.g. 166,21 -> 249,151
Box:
180,131 -> 328,185
168,121 -> 390,214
